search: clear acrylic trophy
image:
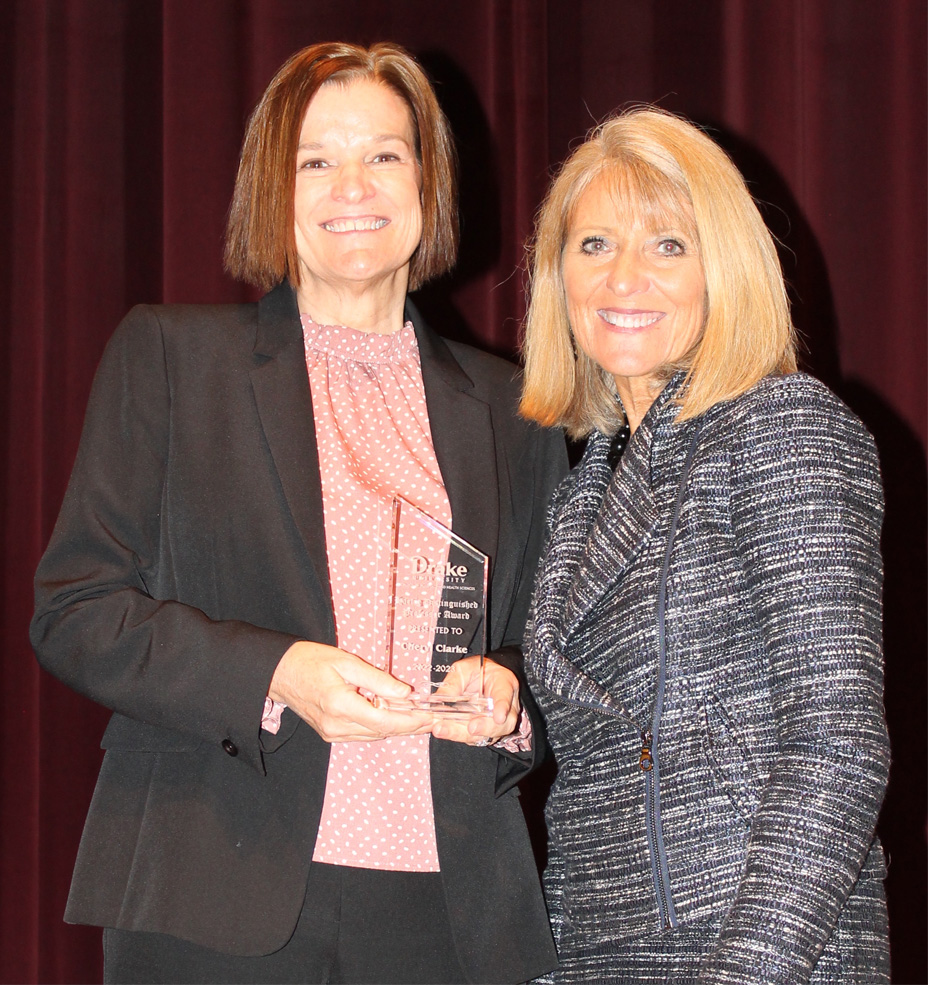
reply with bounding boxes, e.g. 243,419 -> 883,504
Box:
379,496 -> 493,718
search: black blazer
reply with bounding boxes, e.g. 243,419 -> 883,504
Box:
31,283 -> 564,982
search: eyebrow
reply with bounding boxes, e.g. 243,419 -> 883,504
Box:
570,223 -> 690,237
297,133 -> 412,152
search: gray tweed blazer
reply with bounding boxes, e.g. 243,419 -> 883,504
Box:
526,372 -> 890,984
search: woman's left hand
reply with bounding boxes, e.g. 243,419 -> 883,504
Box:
429,655 -> 521,746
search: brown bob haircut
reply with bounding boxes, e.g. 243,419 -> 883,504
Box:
520,107 -> 797,438
224,42 -> 458,293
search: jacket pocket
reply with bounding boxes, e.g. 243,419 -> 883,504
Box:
700,694 -> 760,823
101,712 -> 202,752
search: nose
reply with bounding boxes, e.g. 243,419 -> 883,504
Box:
332,162 -> 373,203
604,249 -> 649,296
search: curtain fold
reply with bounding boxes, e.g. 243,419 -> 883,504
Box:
3,2 -> 924,981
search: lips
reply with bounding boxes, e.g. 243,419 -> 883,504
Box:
598,309 -> 665,330
321,217 -> 389,233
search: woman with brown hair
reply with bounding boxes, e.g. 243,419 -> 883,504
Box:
521,107 -> 889,983
31,42 -> 562,984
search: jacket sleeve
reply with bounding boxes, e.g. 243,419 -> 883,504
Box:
30,307 -> 302,773
697,378 -> 889,984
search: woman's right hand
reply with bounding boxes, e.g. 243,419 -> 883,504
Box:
268,640 -> 433,742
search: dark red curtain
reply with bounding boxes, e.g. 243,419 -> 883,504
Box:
3,2 -> 924,982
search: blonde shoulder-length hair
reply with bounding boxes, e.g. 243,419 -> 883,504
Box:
520,107 -> 796,437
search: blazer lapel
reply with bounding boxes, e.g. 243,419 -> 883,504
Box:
407,302 -> 508,646
531,377 -> 692,711
562,378 -> 688,641
408,302 -> 499,568
562,430 -> 658,640
249,283 -> 333,610
526,435 -> 631,714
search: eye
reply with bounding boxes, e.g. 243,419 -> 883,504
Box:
298,158 -> 330,171
655,237 -> 686,257
580,236 -> 610,255
371,152 -> 401,164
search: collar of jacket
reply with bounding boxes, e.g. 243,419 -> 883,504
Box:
254,280 -> 302,356
561,373 -> 689,634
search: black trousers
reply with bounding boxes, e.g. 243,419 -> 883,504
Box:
103,862 -> 468,984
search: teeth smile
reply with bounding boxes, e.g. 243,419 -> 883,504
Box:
598,310 -> 663,329
322,218 -> 389,232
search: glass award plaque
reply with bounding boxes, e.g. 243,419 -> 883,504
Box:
380,496 -> 493,718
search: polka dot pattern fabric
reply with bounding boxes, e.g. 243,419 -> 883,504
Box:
303,314 -> 449,872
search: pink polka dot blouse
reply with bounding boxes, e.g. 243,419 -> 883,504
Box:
302,314 -> 449,872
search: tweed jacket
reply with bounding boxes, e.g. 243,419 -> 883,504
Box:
31,284 -> 564,982
525,372 -> 889,984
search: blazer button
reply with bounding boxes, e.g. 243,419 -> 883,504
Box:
221,738 -> 238,757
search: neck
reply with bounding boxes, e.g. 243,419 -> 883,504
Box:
614,375 -> 659,434
296,271 -> 409,335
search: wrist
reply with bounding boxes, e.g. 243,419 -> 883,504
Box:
268,640 -> 310,705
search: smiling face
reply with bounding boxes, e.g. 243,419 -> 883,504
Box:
562,172 -> 706,425
293,78 -> 423,318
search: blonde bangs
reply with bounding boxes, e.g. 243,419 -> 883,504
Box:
595,158 -> 699,246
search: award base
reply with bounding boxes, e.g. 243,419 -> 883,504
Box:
378,692 -> 494,719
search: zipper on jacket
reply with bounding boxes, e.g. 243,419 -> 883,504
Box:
642,421 -> 702,932
641,730 -> 674,929
639,729 -> 654,770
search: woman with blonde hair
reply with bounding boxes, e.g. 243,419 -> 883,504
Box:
522,107 -> 889,983
31,41 -> 562,984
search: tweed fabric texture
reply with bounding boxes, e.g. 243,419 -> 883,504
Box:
525,372 -> 889,984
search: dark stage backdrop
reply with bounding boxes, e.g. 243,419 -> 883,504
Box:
2,2 -> 925,982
